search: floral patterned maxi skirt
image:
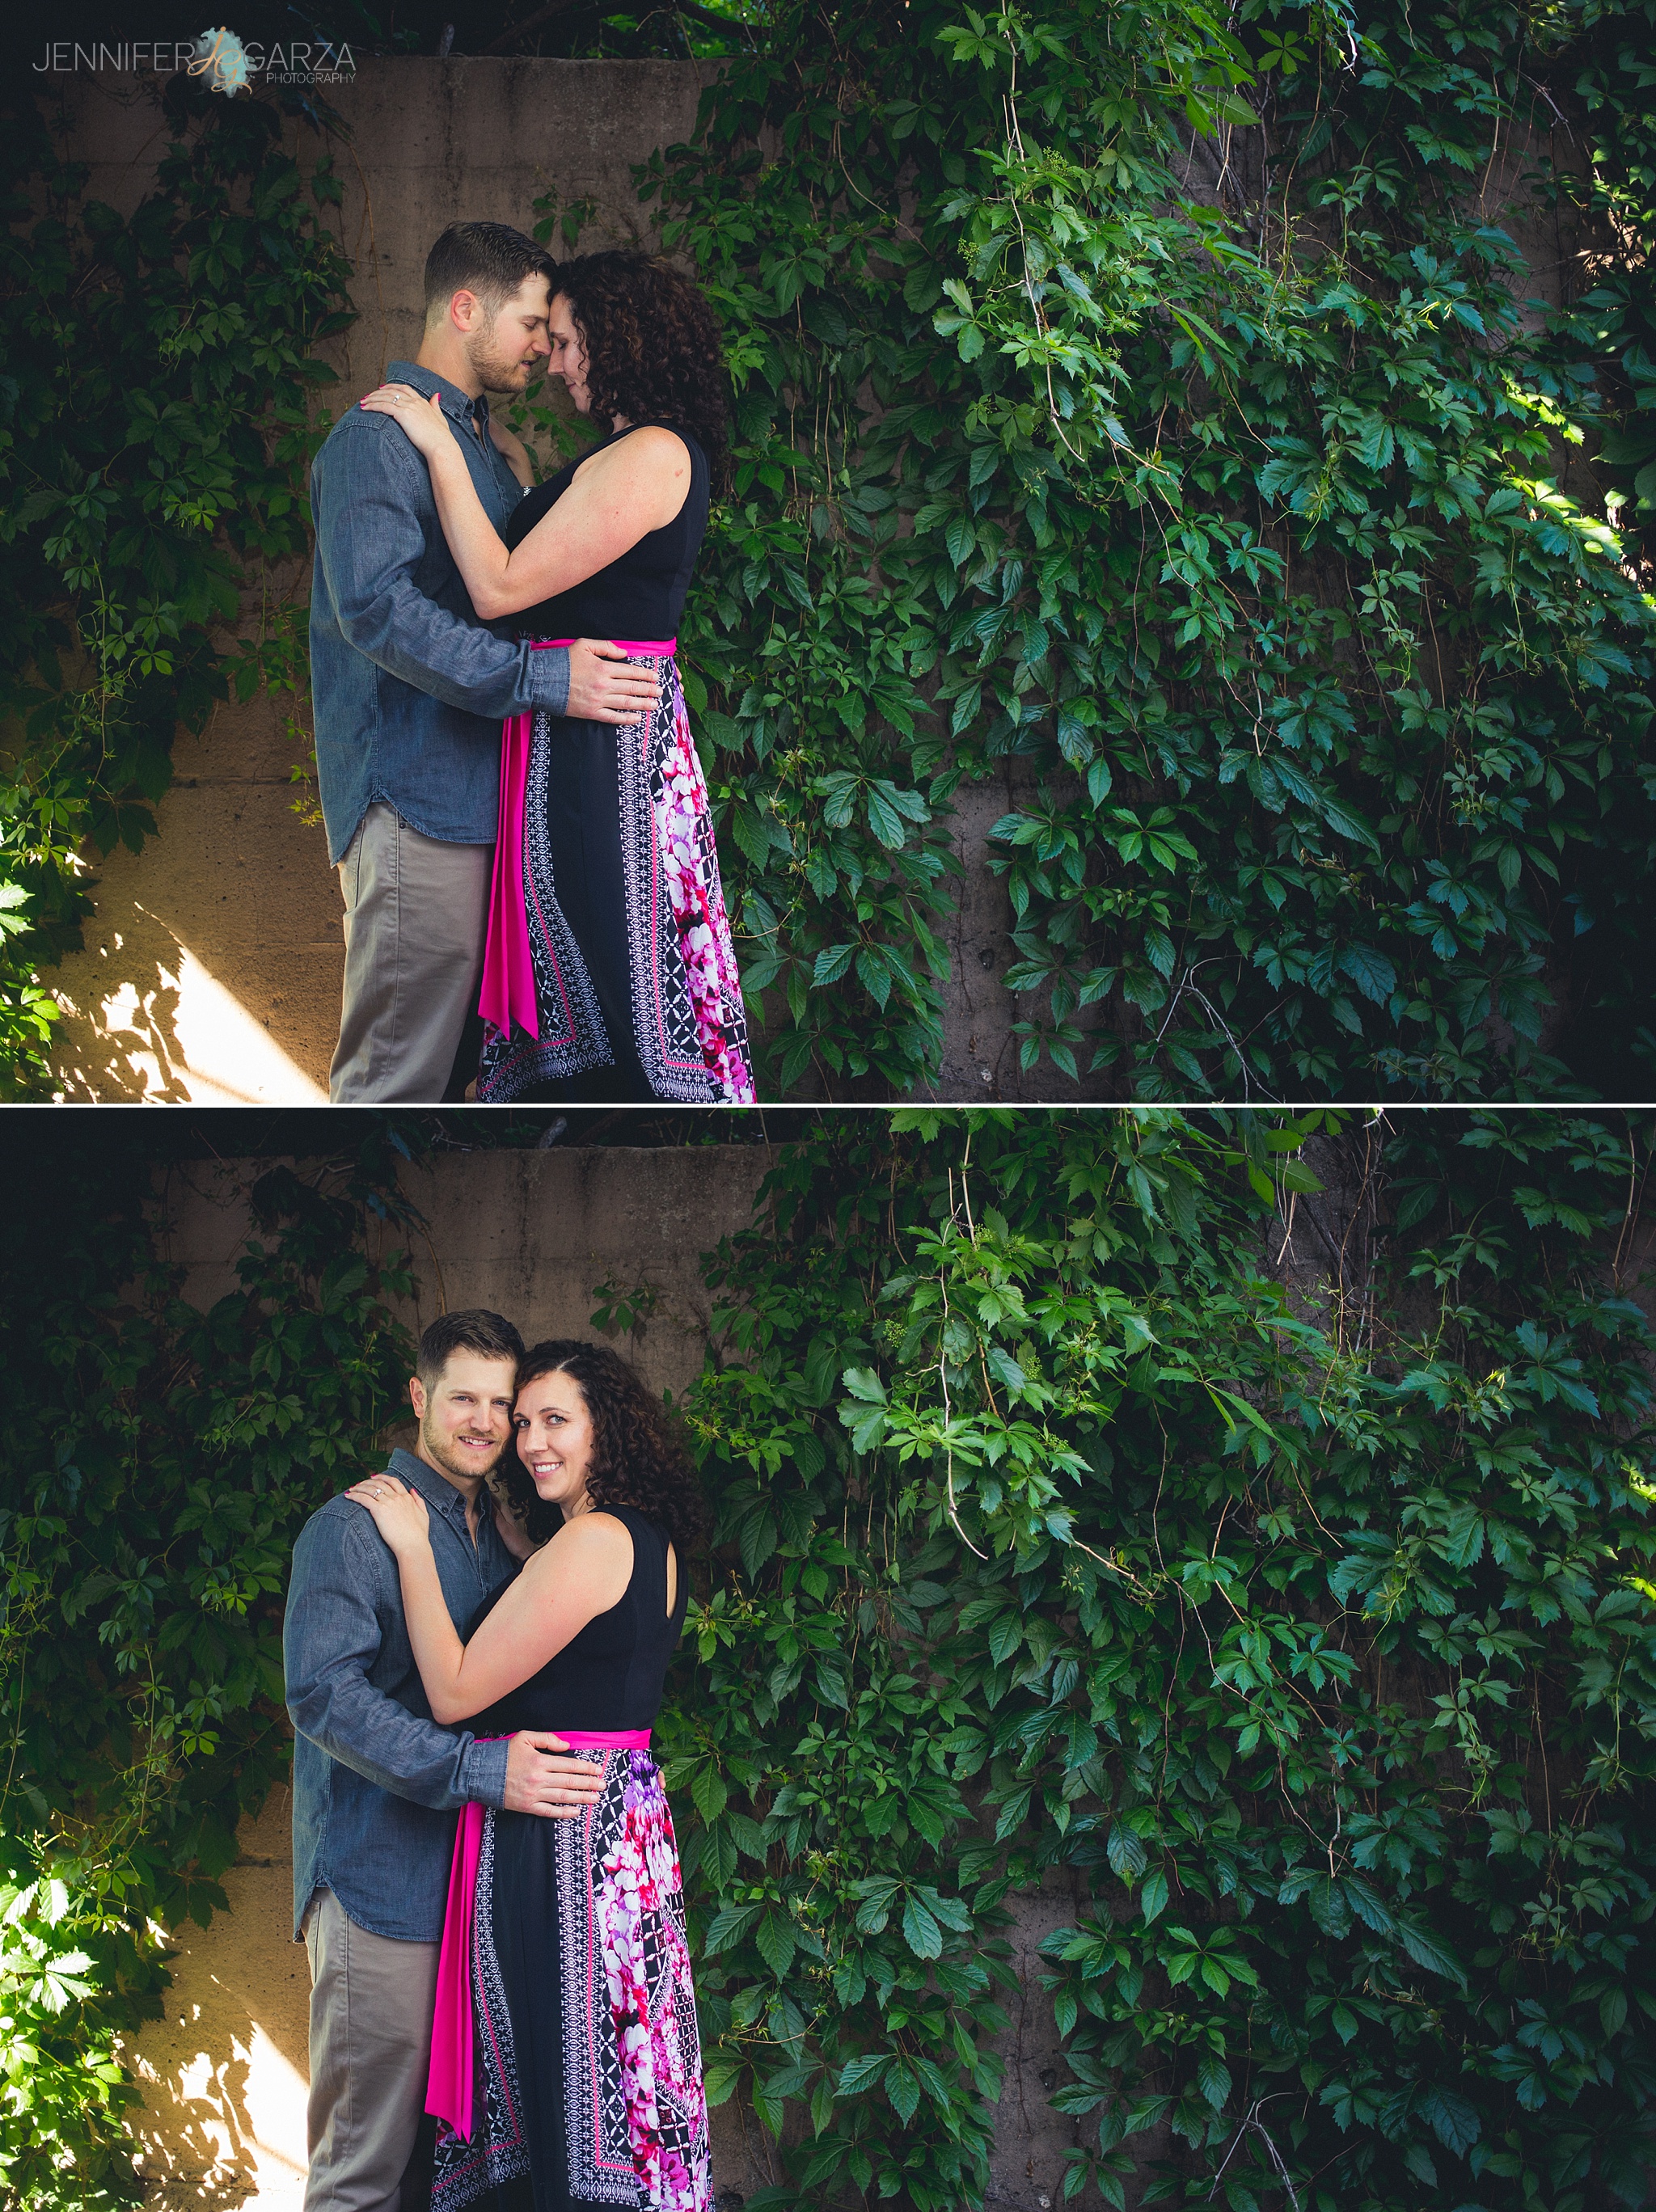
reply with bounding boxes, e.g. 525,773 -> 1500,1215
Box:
429,1749 -> 712,2212
475,656 -> 754,1104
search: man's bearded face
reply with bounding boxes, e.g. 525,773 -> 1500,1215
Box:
464,274 -> 552,395
414,1353 -> 517,1485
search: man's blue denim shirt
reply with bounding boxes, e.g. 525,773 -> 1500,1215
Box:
308,360 -> 571,865
285,1447 -> 517,1941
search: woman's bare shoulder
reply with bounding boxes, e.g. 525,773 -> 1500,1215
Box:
575,1508 -> 635,1537
582,425 -> 690,482
533,1509 -> 634,1558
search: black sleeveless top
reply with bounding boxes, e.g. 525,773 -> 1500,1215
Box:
503,421 -> 709,642
470,1504 -> 688,1737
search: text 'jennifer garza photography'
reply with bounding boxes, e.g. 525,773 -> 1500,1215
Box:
31,31 -> 357,89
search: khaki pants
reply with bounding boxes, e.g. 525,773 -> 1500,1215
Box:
302,1888 -> 440,2212
329,804 -> 492,1103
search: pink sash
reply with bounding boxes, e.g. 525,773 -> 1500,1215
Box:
425,1729 -> 653,2141
478,641 -> 677,1041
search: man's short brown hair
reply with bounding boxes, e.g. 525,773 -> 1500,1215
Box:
415,1309 -> 525,1389
422,222 -> 550,324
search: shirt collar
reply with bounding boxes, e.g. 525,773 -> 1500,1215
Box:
386,360 -> 488,432
387,1446 -> 474,1525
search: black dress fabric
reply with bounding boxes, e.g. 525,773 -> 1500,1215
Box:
429,1509 -> 708,2212
503,424 -> 709,644
474,1504 -> 689,1736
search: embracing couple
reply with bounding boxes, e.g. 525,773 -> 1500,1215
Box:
310,221 -> 754,1106
284,1311 -> 711,2212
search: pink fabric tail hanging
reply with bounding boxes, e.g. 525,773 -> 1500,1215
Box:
477,641 -> 677,1044
425,1728 -> 653,2142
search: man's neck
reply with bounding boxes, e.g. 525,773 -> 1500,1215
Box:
412,1442 -> 488,1537
414,334 -> 483,401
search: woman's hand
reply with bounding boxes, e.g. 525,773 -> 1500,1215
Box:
358,384 -> 454,458
488,1486 -> 540,1564
489,416 -> 534,490
344,1473 -> 432,1558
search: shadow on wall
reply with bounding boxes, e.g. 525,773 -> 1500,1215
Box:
45,699 -> 337,1103
128,1795 -> 312,2212
49,894 -> 331,1104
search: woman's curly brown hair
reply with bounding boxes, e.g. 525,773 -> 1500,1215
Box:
551,251 -> 730,496
497,1340 -> 707,1556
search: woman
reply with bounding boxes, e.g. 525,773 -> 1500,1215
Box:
359,252 -> 754,1106
346,1341 -> 712,2212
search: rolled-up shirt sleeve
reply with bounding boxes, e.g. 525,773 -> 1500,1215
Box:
315,418 -> 570,722
284,1509 -> 508,1811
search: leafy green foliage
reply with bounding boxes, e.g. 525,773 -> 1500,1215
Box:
0,1128 -> 417,2209
6,1110 -> 1656,2212
0,80 -> 353,1093
648,0 -> 1656,1097
1555,1 -> 1656,534
0,1875 -> 133,2212
661,1108 -> 1656,2210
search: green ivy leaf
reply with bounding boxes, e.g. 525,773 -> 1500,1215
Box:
755,1910 -> 797,1979
902,1891 -> 944,1958
691,1767 -> 729,1824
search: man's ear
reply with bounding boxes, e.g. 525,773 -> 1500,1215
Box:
448,287 -> 484,332
409,1374 -> 427,1421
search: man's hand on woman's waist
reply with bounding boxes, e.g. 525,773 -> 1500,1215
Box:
503,1730 -> 606,1817
565,640 -> 662,724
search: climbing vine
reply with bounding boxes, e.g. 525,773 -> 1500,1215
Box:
648,0 -> 1656,1096
4,1109 -> 1654,2212
669,1107 -> 1656,2209
0,76 -> 354,1094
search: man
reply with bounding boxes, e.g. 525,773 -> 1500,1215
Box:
310,221 -> 658,1101
285,1310 -> 600,2212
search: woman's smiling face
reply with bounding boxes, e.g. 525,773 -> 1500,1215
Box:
513,1368 -> 596,1518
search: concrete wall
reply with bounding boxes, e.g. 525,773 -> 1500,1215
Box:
151,1138 -> 775,1395
126,1144 -> 1089,2212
